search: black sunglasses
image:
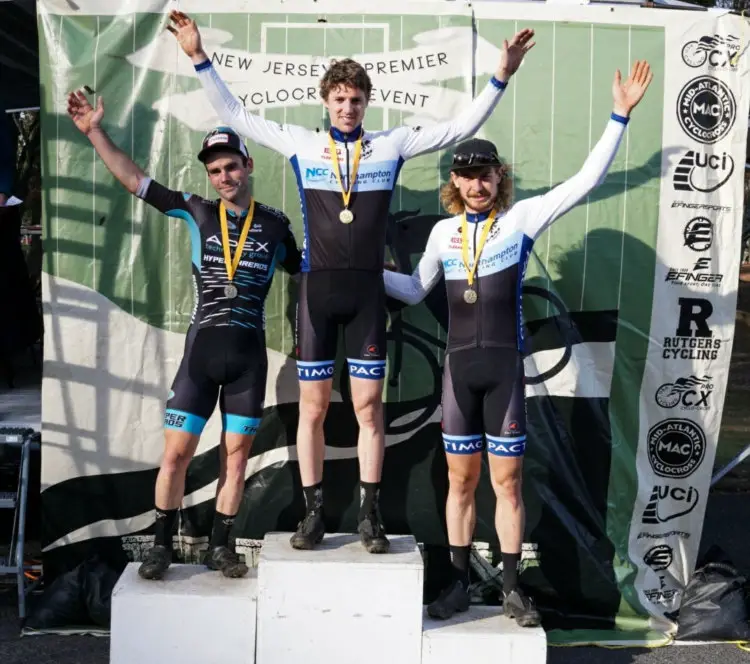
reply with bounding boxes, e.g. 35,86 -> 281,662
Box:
451,152 -> 501,168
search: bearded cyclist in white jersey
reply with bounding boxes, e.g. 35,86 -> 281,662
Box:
384,61 -> 652,624
167,10 -> 535,553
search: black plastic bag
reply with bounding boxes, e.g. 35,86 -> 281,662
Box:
24,564 -> 89,630
676,545 -> 750,641
24,556 -> 121,630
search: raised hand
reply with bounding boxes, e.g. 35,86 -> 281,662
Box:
612,60 -> 653,117
166,10 -> 204,60
67,90 -> 103,136
497,28 -> 536,82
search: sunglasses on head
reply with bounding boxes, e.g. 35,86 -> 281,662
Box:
452,152 -> 501,168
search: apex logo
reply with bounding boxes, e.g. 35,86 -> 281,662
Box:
672,150 -> 734,193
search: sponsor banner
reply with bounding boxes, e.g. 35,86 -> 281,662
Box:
37,0 -> 750,646
629,12 -> 749,631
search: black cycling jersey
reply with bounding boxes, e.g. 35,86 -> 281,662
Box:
136,177 -> 301,434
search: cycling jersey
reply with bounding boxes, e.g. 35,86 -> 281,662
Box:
383,113 -> 629,356
194,60 -> 508,273
441,347 -> 526,456
193,60 -> 508,380
136,177 -> 302,433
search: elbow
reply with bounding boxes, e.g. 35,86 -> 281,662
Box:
404,291 -> 426,306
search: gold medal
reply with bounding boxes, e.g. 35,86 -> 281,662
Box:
219,199 -> 255,298
328,130 -> 363,224
461,209 -> 497,304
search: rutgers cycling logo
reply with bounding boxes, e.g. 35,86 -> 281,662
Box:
677,76 -> 736,144
683,217 -> 713,252
647,418 -> 706,479
681,34 -> 739,69
673,150 -> 734,193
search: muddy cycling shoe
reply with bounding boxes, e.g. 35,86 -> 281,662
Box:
358,510 -> 390,554
503,587 -> 542,627
138,545 -> 172,580
427,579 -> 471,620
290,508 -> 325,550
203,545 -> 249,578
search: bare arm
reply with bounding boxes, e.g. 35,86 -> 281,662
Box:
67,91 -> 145,195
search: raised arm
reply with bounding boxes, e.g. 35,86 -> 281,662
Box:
522,60 -> 654,240
397,28 -> 536,160
383,226 -> 444,305
167,10 -> 297,158
67,91 -> 145,194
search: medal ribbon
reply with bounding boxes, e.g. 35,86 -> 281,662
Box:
220,198 -> 255,283
461,209 -> 497,290
327,130 -> 363,212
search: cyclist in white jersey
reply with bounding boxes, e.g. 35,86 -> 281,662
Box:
167,10 -> 536,553
383,61 -> 653,624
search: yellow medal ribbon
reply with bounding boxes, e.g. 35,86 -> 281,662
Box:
461,209 -> 497,296
327,130 -> 363,222
219,198 -> 255,285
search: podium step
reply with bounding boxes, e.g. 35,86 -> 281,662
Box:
256,532 -> 424,664
110,562 -> 258,664
422,605 -> 547,664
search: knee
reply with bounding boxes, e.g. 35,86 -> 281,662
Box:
448,466 -> 479,498
353,395 -> 383,430
224,443 -> 251,478
161,444 -> 193,476
300,393 -> 329,426
492,471 -> 522,508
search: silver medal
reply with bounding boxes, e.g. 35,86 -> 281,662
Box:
224,284 -> 238,299
339,209 -> 354,224
463,288 -> 478,304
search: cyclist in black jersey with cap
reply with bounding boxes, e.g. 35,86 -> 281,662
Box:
67,89 -> 301,581
384,60 -> 653,624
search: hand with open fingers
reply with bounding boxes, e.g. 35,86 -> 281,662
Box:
67,90 -> 103,136
612,60 -> 654,117
166,9 -> 203,58
497,28 -> 536,81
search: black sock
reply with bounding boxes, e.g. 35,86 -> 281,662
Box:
153,507 -> 178,548
502,551 -> 521,594
449,545 -> 471,588
209,511 -> 236,549
303,482 -> 323,512
358,481 -> 380,520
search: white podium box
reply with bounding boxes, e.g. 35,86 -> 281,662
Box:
110,562 -> 258,664
421,605 -> 547,664
256,532 -> 424,664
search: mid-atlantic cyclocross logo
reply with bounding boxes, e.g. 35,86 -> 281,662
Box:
672,149 -> 734,193
676,76 -> 736,144
647,418 -> 706,479
681,34 -> 740,69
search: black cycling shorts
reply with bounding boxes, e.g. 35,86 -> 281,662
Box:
441,347 -> 526,457
295,270 -> 386,382
164,327 -> 267,436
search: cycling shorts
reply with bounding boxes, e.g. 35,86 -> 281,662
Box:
441,347 -> 526,457
164,327 -> 267,436
295,270 -> 386,382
